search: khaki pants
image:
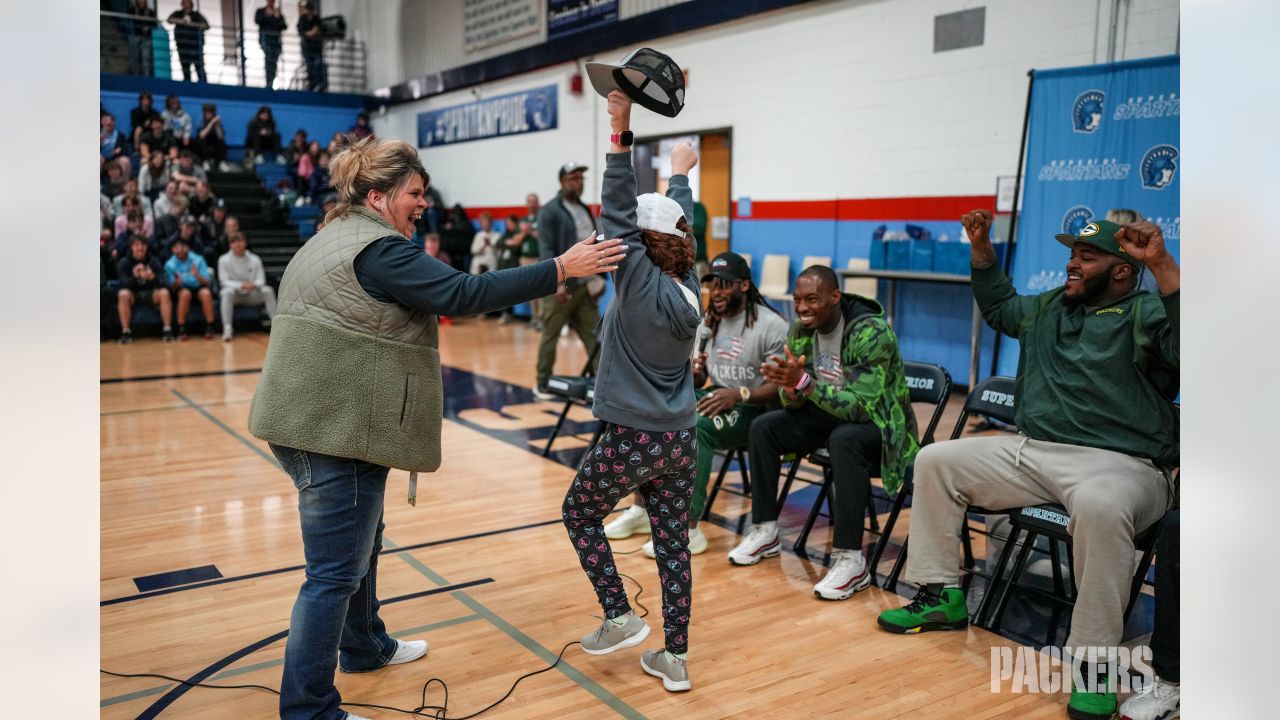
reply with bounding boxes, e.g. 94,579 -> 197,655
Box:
220,286 -> 277,328
905,435 -> 1174,649
535,285 -> 599,386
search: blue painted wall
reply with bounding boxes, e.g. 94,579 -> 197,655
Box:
101,73 -> 369,150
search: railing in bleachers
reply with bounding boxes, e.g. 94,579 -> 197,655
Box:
99,10 -> 366,94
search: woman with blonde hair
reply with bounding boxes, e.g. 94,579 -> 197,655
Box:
249,135 -> 625,720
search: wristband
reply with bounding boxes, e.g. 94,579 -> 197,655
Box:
794,371 -> 812,392
553,256 -> 565,284
610,130 -> 634,147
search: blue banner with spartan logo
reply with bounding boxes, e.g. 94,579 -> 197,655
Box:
998,55 -> 1179,377
417,84 -> 558,148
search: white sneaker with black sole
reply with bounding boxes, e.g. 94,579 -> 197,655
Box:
339,638 -> 427,673
727,522 -> 780,565
812,549 -> 872,600
604,504 -> 651,540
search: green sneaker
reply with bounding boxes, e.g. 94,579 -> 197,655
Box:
877,587 -> 968,634
1068,680 -> 1117,720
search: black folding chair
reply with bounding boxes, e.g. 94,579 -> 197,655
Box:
775,361 -> 953,558
974,479 -> 1173,634
541,343 -> 604,462
701,446 -> 752,521
880,375 -> 1018,592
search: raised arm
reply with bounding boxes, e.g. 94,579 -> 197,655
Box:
963,208 -> 1040,337
600,91 -> 646,294
1116,220 -> 1179,365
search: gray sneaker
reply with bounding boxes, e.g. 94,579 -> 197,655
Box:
640,649 -> 691,692
581,612 -> 649,655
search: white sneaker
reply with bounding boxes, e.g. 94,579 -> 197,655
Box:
339,638 -> 426,674
346,715 -> 372,719
531,384 -> 556,401
1119,675 -> 1179,720
604,505 -> 651,540
222,328 -> 233,342
387,638 -> 428,665
727,522 -> 780,566
813,549 -> 872,600
642,526 -> 707,558
254,154 -> 265,165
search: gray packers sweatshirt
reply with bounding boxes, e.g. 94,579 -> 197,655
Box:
590,152 -> 702,431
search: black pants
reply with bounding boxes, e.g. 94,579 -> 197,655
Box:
196,135 -> 226,165
262,41 -> 282,87
177,50 -> 206,83
748,405 -> 881,551
562,423 -> 696,654
1150,509 -> 1179,681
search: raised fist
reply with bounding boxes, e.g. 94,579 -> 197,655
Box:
1114,221 -> 1168,266
961,209 -> 993,245
670,142 -> 698,176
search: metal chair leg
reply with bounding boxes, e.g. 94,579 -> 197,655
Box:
1125,534 -> 1160,622
869,487 -> 909,581
1049,539 -> 1065,598
542,400 -> 574,456
739,449 -> 752,495
990,529 -> 1038,631
575,420 -> 606,469
975,524 -> 1022,627
961,521 -> 976,570
702,449 -> 735,521
793,474 -> 831,555
886,535 -> 909,593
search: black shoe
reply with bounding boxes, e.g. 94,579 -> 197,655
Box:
204,326 -> 216,339
118,330 -> 133,345
177,325 -> 188,341
162,328 -> 176,342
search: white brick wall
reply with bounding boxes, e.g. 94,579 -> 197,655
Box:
372,0 -> 1179,208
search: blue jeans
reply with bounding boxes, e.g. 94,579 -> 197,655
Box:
303,49 -> 327,92
270,444 -> 399,720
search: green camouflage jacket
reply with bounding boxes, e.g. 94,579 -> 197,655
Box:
780,294 -> 920,495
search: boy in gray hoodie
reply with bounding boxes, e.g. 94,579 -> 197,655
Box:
561,90 -> 702,692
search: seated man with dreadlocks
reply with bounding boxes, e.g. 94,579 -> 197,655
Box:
728,265 -> 919,602
609,251 -> 788,558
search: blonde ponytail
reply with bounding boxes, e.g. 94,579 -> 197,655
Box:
324,135 -> 429,226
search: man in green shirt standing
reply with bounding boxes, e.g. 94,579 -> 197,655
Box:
877,210 -> 1179,720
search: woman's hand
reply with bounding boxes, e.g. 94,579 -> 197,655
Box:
558,231 -> 626,279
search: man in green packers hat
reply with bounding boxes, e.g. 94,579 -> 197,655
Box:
878,209 -> 1180,720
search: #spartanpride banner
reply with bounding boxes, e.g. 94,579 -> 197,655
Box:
999,55 -> 1179,376
418,84 -> 558,148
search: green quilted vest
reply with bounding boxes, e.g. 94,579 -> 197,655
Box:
248,207 -> 444,472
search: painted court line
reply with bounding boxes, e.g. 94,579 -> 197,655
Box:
100,614 -> 483,708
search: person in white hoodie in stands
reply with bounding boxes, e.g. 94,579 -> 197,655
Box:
469,212 -> 502,274
216,232 -> 277,341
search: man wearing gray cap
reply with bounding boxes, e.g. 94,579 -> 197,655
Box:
533,161 -> 602,399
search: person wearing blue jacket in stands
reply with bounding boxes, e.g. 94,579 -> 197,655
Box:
561,90 -> 703,693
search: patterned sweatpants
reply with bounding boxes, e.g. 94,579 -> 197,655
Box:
562,423 -> 697,654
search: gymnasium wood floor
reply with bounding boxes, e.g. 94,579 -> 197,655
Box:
100,317 -> 1117,719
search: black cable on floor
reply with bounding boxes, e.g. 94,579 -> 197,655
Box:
101,574 -> 653,718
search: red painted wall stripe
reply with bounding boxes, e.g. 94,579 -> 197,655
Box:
732,195 -> 996,221
462,197 -> 996,223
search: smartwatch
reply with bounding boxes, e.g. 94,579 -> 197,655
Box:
610,130 -> 634,147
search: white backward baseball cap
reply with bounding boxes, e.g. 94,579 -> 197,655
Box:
636,193 -> 684,236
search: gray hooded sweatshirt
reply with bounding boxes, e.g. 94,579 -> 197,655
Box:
590,152 -> 702,431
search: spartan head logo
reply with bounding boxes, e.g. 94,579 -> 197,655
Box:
1061,205 -> 1094,236
1141,145 -> 1178,190
1072,90 -> 1106,133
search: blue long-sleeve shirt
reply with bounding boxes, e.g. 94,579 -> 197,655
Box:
354,236 -> 557,316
